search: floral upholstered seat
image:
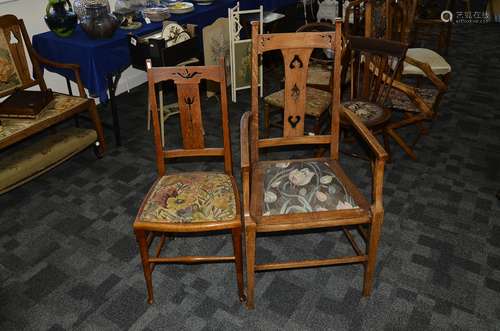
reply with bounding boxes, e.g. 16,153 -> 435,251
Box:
264,87 -> 332,118
342,100 -> 390,126
262,160 -> 359,216
388,87 -> 439,113
137,172 -> 237,223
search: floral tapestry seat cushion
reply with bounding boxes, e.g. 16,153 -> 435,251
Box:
341,100 -> 390,127
137,172 -> 237,223
388,87 -> 439,113
264,87 -> 332,118
262,160 -> 364,216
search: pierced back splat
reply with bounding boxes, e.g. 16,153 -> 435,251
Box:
146,61 -> 233,176
281,48 -> 313,137
176,83 -> 204,149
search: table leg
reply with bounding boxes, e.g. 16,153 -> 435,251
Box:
107,73 -> 122,146
66,78 -> 81,128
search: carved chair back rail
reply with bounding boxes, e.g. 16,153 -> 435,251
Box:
251,21 -> 343,160
146,59 -> 233,176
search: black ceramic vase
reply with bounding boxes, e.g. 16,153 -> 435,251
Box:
44,0 -> 78,38
80,4 -> 119,39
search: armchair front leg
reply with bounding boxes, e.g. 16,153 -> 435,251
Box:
240,111 -> 252,219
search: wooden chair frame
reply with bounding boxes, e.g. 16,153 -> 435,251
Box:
241,20 -> 388,309
134,59 -> 244,304
340,35 -> 408,161
0,14 -> 105,153
385,0 -> 450,160
344,1 -> 450,160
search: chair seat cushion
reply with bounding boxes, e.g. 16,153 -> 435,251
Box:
264,87 -> 331,118
137,172 -> 237,223
0,127 -> 97,194
261,160 -> 360,216
307,65 -> 331,86
388,87 -> 439,113
404,48 -> 451,76
341,100 -> 390,126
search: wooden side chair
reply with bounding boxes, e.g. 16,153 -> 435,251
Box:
134,59 -> 244,304
345,0 -> 450,160
241,20 -> 388,309
384,0 -> 450,160
345,0 -> 451,90
394,0 -> 452,84
413,0 -> 471,55
340,36 -> 408,160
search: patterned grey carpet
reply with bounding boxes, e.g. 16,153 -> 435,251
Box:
1,23 -> 500,330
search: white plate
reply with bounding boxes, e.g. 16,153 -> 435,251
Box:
168,2 -> 195,14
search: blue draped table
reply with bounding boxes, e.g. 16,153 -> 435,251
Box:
32,0 -> 297,144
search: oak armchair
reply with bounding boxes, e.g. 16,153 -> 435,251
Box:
241,20 -> 388,309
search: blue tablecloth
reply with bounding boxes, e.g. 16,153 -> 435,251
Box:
32,0 -> 296,102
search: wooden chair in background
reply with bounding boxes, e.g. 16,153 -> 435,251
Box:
241,20 -> 388,309
133,59 -> 244,304
344,0 -> 450,160
340,36 -> 408,160
386,0 -> 450,160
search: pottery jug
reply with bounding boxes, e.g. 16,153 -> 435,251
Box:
44,0 -> 78,38
80,4 -> 119,39
73,0 -> 111,21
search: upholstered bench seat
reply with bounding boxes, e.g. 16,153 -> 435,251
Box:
0,127 -> 97,194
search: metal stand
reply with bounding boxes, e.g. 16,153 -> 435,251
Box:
66,73 -> 123,147
107,73 -> 122,146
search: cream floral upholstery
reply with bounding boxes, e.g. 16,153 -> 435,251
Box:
342,100 -> 387,125
262,160 -> 359,216
388,87 -> 439,113
137,172 -> 237,223
264,87 -> 331,118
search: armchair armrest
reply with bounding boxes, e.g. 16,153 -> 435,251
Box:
340,106 -> 388,161
340,105 -> 386,213
391,79 -> 434,117
240,111 -> 251,170
240,111 -> 252,217
33,52 -> 87,98
404,55 -> 448,92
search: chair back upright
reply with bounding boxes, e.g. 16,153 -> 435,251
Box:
250,20 -> 343,161
146,59 -> 232,177
0,15 -> 47,98
389,0 -> 418,44
348,36 -> 408,106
